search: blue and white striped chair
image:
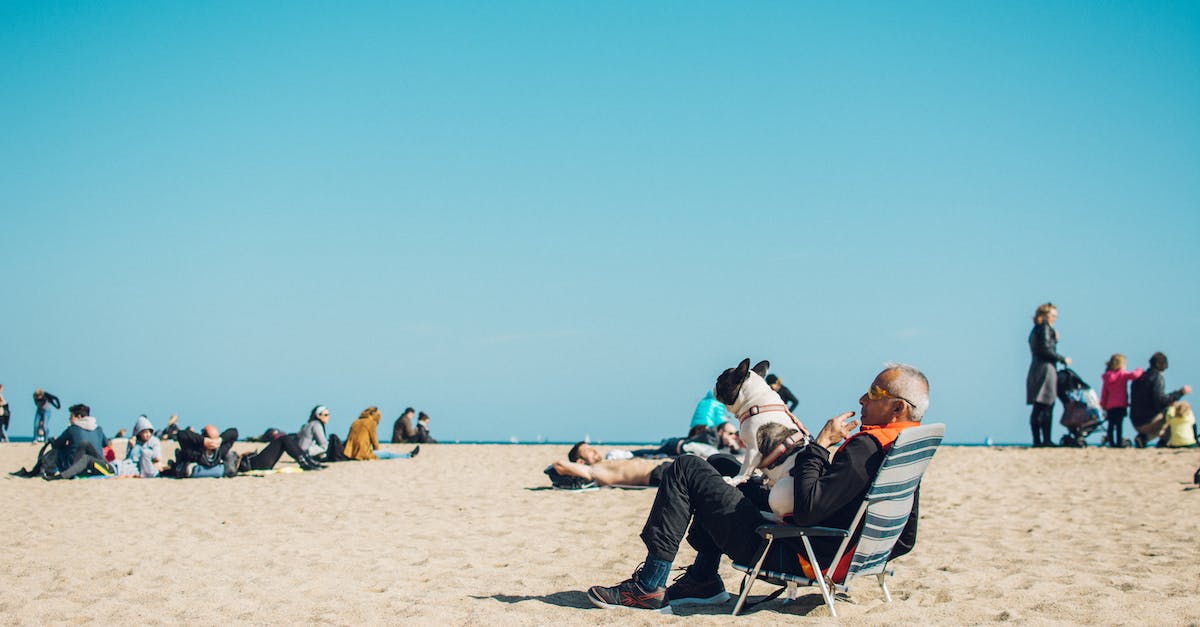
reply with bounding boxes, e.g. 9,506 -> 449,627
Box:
730,423 -> 944,617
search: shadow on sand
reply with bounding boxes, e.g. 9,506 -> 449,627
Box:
472,590 -> 828,616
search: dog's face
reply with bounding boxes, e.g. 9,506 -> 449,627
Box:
714,358 -> 770,406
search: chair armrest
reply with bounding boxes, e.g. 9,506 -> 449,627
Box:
755,524 -> 849,539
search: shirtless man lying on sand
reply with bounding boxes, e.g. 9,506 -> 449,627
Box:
553,442 -> 673,487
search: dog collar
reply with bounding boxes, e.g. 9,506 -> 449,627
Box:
760,433 -> 807,470
737,404 -> 793,424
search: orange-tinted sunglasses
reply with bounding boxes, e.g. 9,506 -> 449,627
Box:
867,384 -> 916,408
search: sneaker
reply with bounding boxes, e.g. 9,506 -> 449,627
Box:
666,567 -> 730,606
587,568 -> 671,613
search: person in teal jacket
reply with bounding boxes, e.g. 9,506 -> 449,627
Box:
690,391 -> 729,429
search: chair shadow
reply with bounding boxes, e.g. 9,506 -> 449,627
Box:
471,590 -> 828,615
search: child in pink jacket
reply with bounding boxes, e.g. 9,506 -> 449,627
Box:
1101,354 -> 1143,448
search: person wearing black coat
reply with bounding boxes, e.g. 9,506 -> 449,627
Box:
1026,303 -> 1070,447
1130,352 -> 1192,448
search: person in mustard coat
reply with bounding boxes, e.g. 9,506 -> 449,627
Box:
342,406 -> 382,460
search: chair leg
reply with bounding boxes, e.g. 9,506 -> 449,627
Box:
786,581 -> 798,601
732,538 -> 773,616
877,573 -> 892,602
801,536 -> 837,617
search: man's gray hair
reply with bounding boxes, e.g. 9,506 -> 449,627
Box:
885,362 -> 929,421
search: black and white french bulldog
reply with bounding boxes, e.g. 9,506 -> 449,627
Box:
714,358 -> 810,490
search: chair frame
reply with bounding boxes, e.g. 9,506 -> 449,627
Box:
730,423 -> 944,617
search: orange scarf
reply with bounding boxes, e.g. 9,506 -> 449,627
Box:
851,421 -> 923,450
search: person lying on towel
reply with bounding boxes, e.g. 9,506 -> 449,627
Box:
553,442 -> 674,487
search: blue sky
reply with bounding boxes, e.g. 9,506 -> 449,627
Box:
2,2 -> 1197,445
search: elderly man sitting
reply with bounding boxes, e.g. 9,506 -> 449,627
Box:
586,363 -> 930,613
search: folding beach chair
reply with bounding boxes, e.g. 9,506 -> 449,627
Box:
730,423 -> 944,617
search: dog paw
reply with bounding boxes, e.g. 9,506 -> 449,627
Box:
723,475 -> 748,487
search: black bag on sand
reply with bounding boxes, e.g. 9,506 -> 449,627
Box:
324,434 -> 348,462
10,441 -> 58,479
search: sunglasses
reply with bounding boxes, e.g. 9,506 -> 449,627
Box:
867,384 -> 915,408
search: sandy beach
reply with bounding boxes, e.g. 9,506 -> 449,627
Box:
1,441 -> 1198,625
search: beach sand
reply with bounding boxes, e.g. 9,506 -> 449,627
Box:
1,441 -> 1198,625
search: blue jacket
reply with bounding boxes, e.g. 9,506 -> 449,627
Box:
54,418 -> 108,470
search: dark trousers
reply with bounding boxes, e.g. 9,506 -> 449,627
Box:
59,442 -> 108,479
1030,402 -> 1054,446
638,455 -> 799,572
633,438 -> 684,458
1106,407 -> 1127,446
246,434 -> 307,470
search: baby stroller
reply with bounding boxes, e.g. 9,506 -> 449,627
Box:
1056,368 -> 1106,447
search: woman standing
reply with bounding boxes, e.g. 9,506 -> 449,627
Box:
1027,303 -> 1071,447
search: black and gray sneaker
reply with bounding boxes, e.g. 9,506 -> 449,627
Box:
587,567 -> 672,613
666,566 -> 730,606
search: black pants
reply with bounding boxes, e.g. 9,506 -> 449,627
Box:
1106,407 -> 1127,446
59,442 -> 109,479
246,434 -> 307,470
1030,402 -> 1054,446
633,438 -> 684,458
639,455 -> 799,572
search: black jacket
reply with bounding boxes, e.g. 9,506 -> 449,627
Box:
1028,323 -> 1066,365
413,423 -> 437,444
776,385 -> 799,412
1130,369 -> 1184,425
787,435 -> 919,566
35,392 -> 61,410
172,428 -> 238,477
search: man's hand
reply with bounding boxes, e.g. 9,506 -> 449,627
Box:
1182,384 -> 1193,396
1064,356 -> 1072,366
814,412 -> 859,449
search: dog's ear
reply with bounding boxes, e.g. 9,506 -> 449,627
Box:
736,358 -> 751,375
752,360 -> 770,378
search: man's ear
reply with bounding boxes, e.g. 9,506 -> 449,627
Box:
752,360 -> 770,378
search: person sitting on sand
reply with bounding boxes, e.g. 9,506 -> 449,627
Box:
585,363 -> 929,613
554,442 -> 675,487
158,414 -> 180,441
391,407 -> 417,443
1164,401 -> 1197,448
298,405 -> 344,461
633,424 -> 721,459
238,426 -> 326,471
715,421 -> 745,456
49,403 -> 111,479
1130,352 -> 1192,448
412,412 -> 438,444
342,406 -> 383,460
119,415 -> 163,477
168,425 -> 240,478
